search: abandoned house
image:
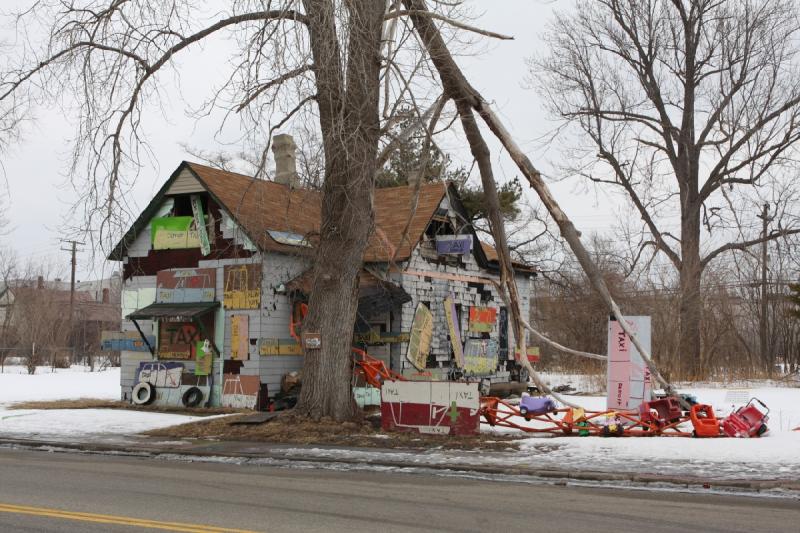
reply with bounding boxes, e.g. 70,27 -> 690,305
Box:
108,134 -> 536,408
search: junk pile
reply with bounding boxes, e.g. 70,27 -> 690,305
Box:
481,394 -> 770,438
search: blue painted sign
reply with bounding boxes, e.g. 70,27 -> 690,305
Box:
435,235 -> 472,255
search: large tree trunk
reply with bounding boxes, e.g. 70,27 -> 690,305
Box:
678,202 -> 703,380
296,0 -> 384,421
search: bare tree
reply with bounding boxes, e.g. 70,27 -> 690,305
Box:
531,0 -> 800,378
0,0 -> 502,419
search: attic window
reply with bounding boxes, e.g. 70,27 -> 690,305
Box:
172,195 -> 193,216
267,230 -> 311,247
171,194 -> 207,217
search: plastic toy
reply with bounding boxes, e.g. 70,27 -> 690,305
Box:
689,404 -> 720,437
519,393 -> 557,419
721,398 -> 769,438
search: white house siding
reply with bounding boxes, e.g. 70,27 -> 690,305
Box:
166,168 -> 205,195
126,199 -> 174,259
253,251 -> 310,397
119,275 -> 157,400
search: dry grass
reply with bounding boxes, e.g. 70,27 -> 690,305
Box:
145,411 -> 523,451
9,398 -> 245,416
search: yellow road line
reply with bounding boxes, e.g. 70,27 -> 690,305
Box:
0,503 -> 261,533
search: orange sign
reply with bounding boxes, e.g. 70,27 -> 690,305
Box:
468,307 -> 497,333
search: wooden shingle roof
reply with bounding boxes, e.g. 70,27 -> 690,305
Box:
111,161 -> 449,263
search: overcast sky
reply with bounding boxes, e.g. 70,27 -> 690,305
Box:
0,0 -> 621,282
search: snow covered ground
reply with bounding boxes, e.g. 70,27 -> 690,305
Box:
481,380 -> 800,481
0,365 -> 211,441
0,365 -> 798,482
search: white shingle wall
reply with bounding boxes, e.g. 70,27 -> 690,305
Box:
196,253 -> 309,397
127,199 -> 173,258
391,243 -> 532,372
120,275 -> 158,399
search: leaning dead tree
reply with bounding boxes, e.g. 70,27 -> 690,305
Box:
531,0 -> 800,379
403,0 -> 679,397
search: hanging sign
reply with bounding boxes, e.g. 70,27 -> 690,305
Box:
435,235 -> 472,255
190,194 -> 211,256
406,303 -> 433,370
258,338 -> 303,356
151,216 -> 202,250
195,339 -> 213,376
463,338 -> 499,375
444,295 -> 464,367
230,315 -> 250,360
158,321 -> 201,360
223,264 -> 261,309
156,268 -> 215,303
514,345 -> 541,363
468,306 -> 497,333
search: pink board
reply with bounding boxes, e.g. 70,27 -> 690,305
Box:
380,381 -> 480,436
607,316 -> 652,411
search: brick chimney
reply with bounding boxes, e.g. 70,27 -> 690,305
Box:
271,133 -> 300,188
37,276 -> 44,290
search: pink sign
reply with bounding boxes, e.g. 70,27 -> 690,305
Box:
607,316 -> 651,411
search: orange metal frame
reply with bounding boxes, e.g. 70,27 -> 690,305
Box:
480,397 -> 693,437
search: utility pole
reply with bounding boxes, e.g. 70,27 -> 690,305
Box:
757,204 -> 773,374
60,239 -> 84,362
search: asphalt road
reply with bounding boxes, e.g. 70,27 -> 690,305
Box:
0,448 -> 797,533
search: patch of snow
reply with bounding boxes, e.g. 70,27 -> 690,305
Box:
0,365 -> 120,406
0,408 -> 211,440
0,365 -> 215,441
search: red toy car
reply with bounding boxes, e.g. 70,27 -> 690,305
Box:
721,398 -> 769,438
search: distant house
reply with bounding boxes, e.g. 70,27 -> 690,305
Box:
0,276 -> 120,361
109,135 -> 535,406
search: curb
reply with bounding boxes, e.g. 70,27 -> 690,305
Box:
2,437 -> 798,496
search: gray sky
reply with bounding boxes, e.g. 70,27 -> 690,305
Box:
0,0 -> 620,281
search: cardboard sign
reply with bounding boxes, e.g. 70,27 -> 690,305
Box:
230,315 -> 249,360
101,331 -> 154,352
156,268 -> 216,303
381,381 -> 480,436
444,295 -> 464,367
223,264 -> 261,309
158,321 -> 201,360
259,338 -> 303,356
468,307 -> 497,333
221,374 -> 261,409
514,346 -> 540,363
194,340 -> 213,376
151,216 -> 202,250
302,332 -> 322,350
463,338 -> 499,375
406,303 -> 433,370
607,316 -> 652,411
435,235 -> 472,255
136,362 -> 184,388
